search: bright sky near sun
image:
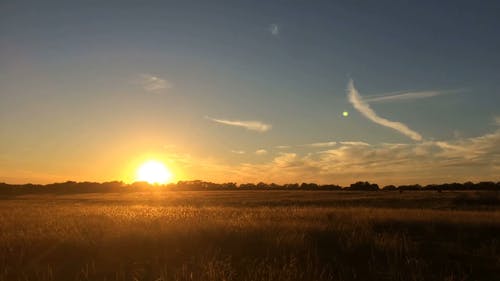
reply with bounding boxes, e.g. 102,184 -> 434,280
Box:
1,1 -> 499,185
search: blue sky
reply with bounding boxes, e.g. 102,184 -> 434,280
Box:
1,0 -> 499,184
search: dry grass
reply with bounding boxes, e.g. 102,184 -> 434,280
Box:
0,191 -> 499,280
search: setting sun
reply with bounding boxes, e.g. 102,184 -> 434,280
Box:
136,160 -> 173,184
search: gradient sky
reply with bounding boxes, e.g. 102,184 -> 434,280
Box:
1,0 -> 499,185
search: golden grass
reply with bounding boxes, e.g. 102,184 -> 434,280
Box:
0,191 -> 499,281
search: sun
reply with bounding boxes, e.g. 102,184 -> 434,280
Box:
136,160 -> 173,184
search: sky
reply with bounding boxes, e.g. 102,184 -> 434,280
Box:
1,0 -> 499,185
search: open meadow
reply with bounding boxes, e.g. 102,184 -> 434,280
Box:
3,1 -> 500,280
0,190 -> 499,281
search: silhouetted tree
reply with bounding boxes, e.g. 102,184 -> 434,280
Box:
382,185 -> 397,191
256,182 -> 269,189
239,183 -> 256,189
1,180 -> 499,195
300,183 -> 319,189
283,183 -> 300,189
347,181 -> 379,191
398,184 -> 422,191
320,184 -> 342,190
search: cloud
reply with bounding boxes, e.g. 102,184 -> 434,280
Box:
339,141 -> 370,146
277,141 -> 365,149
255,149 -> 268,155
363,90 -> 457,103
347,80 -> 423,141
304,141 -> 337,148
275,145 -> 291,149
230,150 -> 245,154
166,127 -> 500,186
206,116 -> 272,132
273,153 -> 301,168
269,24 -> 279,35
254,130 -> 498,184
139,74 -> 171,93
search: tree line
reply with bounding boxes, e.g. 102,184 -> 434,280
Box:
0,180 -> 499,195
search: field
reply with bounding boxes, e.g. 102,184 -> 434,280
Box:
1,190 -> 499,281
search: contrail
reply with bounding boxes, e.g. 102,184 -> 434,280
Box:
347,80 -> 423,141
364,90 -> 457,103
206,116 -> 272,132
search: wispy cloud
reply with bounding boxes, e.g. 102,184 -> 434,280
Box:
304,141 -> 337,148
269,24 -> 279,35
139,74 -> 171,93
255,149 -> 268,155
277,141 -> 364,149
206,116 -> 272,132
339,141 -> 370,146
364,90 -> 458,103
273,153 -> 301,168
275,145 -> 291,149
230,150 -> 245,154
347,80 -> 423,141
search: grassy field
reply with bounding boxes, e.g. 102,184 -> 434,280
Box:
1,190 -> 499,281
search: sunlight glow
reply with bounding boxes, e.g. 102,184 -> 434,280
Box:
136,160 -> 173,184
